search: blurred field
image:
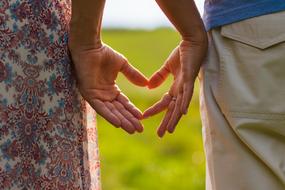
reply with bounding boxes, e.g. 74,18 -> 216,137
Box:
98,28 -> 205,190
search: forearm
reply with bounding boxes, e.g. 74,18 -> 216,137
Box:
69,0 -> 106,49
155,0 -> 207,42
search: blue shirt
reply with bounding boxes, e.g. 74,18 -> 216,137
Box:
203,0 -> 285,31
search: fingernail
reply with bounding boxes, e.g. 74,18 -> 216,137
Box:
129,130 -> 136,135
137,127 -> 144,133
168,128 -> 174,133
158,131 -> 164,138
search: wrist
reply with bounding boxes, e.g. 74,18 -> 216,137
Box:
68,39 -> 103,51
181,31 -> 208,53
182,30 -> 207,44
68,30 -> 103,52
69,16 -> 103,51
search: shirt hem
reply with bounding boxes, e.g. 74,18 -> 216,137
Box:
204,1 -> 285,31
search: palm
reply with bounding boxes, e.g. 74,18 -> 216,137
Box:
70,44 -> 148,134
143,40 -> 204,137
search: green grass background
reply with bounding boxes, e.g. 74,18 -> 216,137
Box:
98,28 -> 205,190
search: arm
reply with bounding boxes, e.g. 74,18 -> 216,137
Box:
69,0 -> 105,50
156,0 -> 207,42
155,0 -> 208,81
68,0 -> 148,134
144,0 -> 208,137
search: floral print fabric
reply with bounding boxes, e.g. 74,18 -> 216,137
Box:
0,0 -> 101,189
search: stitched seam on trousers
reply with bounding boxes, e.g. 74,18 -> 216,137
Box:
204,69 -> 219,74
218,41 -> 233,114
202,68 -> 218,190
230,111 -> 285,115
221,32 -> 285,49
211,29 -> 228,114
231,116 -> 285,121
230,112 -> 285,120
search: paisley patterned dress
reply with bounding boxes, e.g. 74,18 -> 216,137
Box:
0,0 -> 101,189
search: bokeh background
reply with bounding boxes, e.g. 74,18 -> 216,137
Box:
98,1 -> 205,189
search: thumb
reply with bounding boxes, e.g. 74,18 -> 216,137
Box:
120,60 -> 148,87
148,64 -> 170,89
148,46 -> 179,89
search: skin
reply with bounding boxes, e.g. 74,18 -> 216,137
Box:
144,0 -> 208,137
69,0 -> 148,134
68,0 -> 208,137
69,44 -> 148,134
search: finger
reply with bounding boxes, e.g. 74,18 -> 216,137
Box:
117,93 -> 143,119
148,47 -> 180,89
120,60 -> 148,87
143,93 -> 172,119
167,94 -> 183,134
148,65 -> 170,89
113,100 -> 144,133
90,99 -> 121,127
157,100 -> 176,138
113,101 -> 143,133
106,101 -> 136,134
181,82 -> 194,114
103,102 -> 121,128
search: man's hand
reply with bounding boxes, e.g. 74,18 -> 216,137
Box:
143,40 -> 207,137
69,44 -> 148,134
143,0 -> 208,137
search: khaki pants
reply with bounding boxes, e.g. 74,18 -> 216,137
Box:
199,11 -> 285,190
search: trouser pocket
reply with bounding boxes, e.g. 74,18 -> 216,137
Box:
214,11 -> 285,119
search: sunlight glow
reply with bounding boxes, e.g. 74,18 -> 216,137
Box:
103,0 -> 204,29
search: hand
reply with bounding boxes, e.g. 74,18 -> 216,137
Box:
69,44 -> 148,134
143,40 -> 207,137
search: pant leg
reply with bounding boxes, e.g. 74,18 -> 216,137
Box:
199,11 -> 285,190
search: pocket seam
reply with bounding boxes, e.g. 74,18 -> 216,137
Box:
230,111 -> 285,120
216,42 -> 229,114
220,11 -> 285,50
221,30 -> 285,49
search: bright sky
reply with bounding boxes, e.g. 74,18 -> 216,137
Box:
102,0 -> 204,28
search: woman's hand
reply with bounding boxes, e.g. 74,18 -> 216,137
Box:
143,40 -> 207,137
69,44 -> 148,134
68,0 -> 149,135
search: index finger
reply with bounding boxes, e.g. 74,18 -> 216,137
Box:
120,60 -> 148,87
143,93 -> 172,119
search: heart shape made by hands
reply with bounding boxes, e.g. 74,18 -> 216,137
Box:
71,40 -> 204,137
